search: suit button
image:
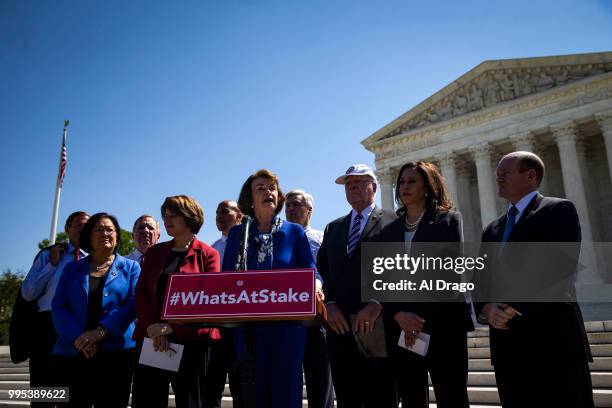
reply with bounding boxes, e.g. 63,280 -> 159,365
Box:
104,292 -> 109,297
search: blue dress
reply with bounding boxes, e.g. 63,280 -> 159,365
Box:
223,217 -> 316,408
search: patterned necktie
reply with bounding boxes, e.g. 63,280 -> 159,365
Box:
501,205 -> 519,243
347,213 -> 363,256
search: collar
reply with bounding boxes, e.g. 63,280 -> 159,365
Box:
509,191 -> 538,215
219,235 -> 228,243
351,202 -> 375,220
66,242 -> 87,258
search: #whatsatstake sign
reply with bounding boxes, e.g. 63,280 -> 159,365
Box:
161,269 -> 316,322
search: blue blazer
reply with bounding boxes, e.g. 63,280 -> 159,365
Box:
52,254 -> 140,356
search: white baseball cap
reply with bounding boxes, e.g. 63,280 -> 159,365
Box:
335,164 -> 377,185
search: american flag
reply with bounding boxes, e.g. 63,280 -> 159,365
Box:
57,132 -> 67,187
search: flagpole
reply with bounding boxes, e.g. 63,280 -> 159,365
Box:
49,120 -> 69,244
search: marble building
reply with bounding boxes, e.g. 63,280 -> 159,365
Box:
362,52 -> 612,284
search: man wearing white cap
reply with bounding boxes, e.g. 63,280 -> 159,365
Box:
317,164 -> 398,407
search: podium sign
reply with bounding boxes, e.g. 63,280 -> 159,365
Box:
161,269 -> 316,322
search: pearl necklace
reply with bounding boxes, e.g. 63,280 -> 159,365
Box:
404,210 -> 425,231
174,235 -> 195,251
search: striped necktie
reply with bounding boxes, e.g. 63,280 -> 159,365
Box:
347,213 -> 363,256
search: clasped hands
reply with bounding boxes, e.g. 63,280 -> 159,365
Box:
482,303 -> 519,330
326,301 -> 381,335
74,328 -> 106,359
146,322 -> 175,352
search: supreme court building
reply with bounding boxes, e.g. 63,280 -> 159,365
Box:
362,52 -> 612,286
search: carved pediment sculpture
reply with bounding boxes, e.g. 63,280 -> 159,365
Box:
380,57 -> 612,140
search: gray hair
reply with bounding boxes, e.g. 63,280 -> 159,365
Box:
286,189 -> 314,209
132,214 -> 160,233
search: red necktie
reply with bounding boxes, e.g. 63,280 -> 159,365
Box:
74,249 -> 80,261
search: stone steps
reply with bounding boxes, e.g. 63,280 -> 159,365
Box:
0,320 -> 611,407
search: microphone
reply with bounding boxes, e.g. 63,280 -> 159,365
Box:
234,215 -> 252,271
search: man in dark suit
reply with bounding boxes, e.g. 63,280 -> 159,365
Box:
475,151 -> 593,407
317,164 -> 398,408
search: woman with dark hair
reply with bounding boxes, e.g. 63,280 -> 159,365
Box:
52,212 -> 140,407
376,161 -> 474,408
223,169 -> 316,408
132,195 -> 220,408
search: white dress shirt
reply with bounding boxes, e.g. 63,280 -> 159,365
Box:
303,225 -> 324,260
212,235 -> 228,263
125,248 -> 144,264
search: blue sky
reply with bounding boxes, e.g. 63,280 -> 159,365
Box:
1,0 -> 611,273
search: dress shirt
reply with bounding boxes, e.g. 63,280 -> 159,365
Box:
303,225 -> 324,260
125,249 -> 144,264
21,243 -> 87,311
212,235 -> 228,263
508,191 -> 539,224
349,203 -> 375,238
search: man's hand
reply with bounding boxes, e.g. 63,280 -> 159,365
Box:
326,303 -> 350,335
147,323 -> 174,339
394,311 -> 425,347
482,303 -> 518,330
50,245 -> 64,267
355,302 -> 382,335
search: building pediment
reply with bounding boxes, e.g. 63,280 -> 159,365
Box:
363,52 -> 612,148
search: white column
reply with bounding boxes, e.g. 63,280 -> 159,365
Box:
438,152 -> 459,210
511,132 -> 535,151
470,143 -> 499,227
456,162 -> 477,242
596,112 -> 612,183
552,122 -> 599,283
375,168 -> 395,211
511,132 -> 549,195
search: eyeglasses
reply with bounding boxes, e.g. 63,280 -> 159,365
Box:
93,227 -> 116,235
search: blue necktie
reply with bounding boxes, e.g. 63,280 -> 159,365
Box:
501,206 -> 518,243
347,213 -> 363,256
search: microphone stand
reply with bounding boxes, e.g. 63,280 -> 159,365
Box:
234,216 -> 255,408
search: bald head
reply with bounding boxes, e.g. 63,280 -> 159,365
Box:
216,200 -> 243,236
496,151 -> 544,203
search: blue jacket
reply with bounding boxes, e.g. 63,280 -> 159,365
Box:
52,254 -> 140,356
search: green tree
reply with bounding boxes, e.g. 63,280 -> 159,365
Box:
118,229 -> 135,256
38,232 -> 69,249
0,269 -> 24,345
37,230 -> 134,256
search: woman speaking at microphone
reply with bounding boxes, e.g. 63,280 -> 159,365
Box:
223,169 -> 316,408
132,195 -> 220,408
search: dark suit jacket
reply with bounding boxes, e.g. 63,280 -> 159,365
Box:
476,193 -> 591,365
317,206 -> 397,315
373,209 -> 474,336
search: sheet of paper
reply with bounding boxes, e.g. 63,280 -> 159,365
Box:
138,337 -> 184,372
398,331 -> 430,356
